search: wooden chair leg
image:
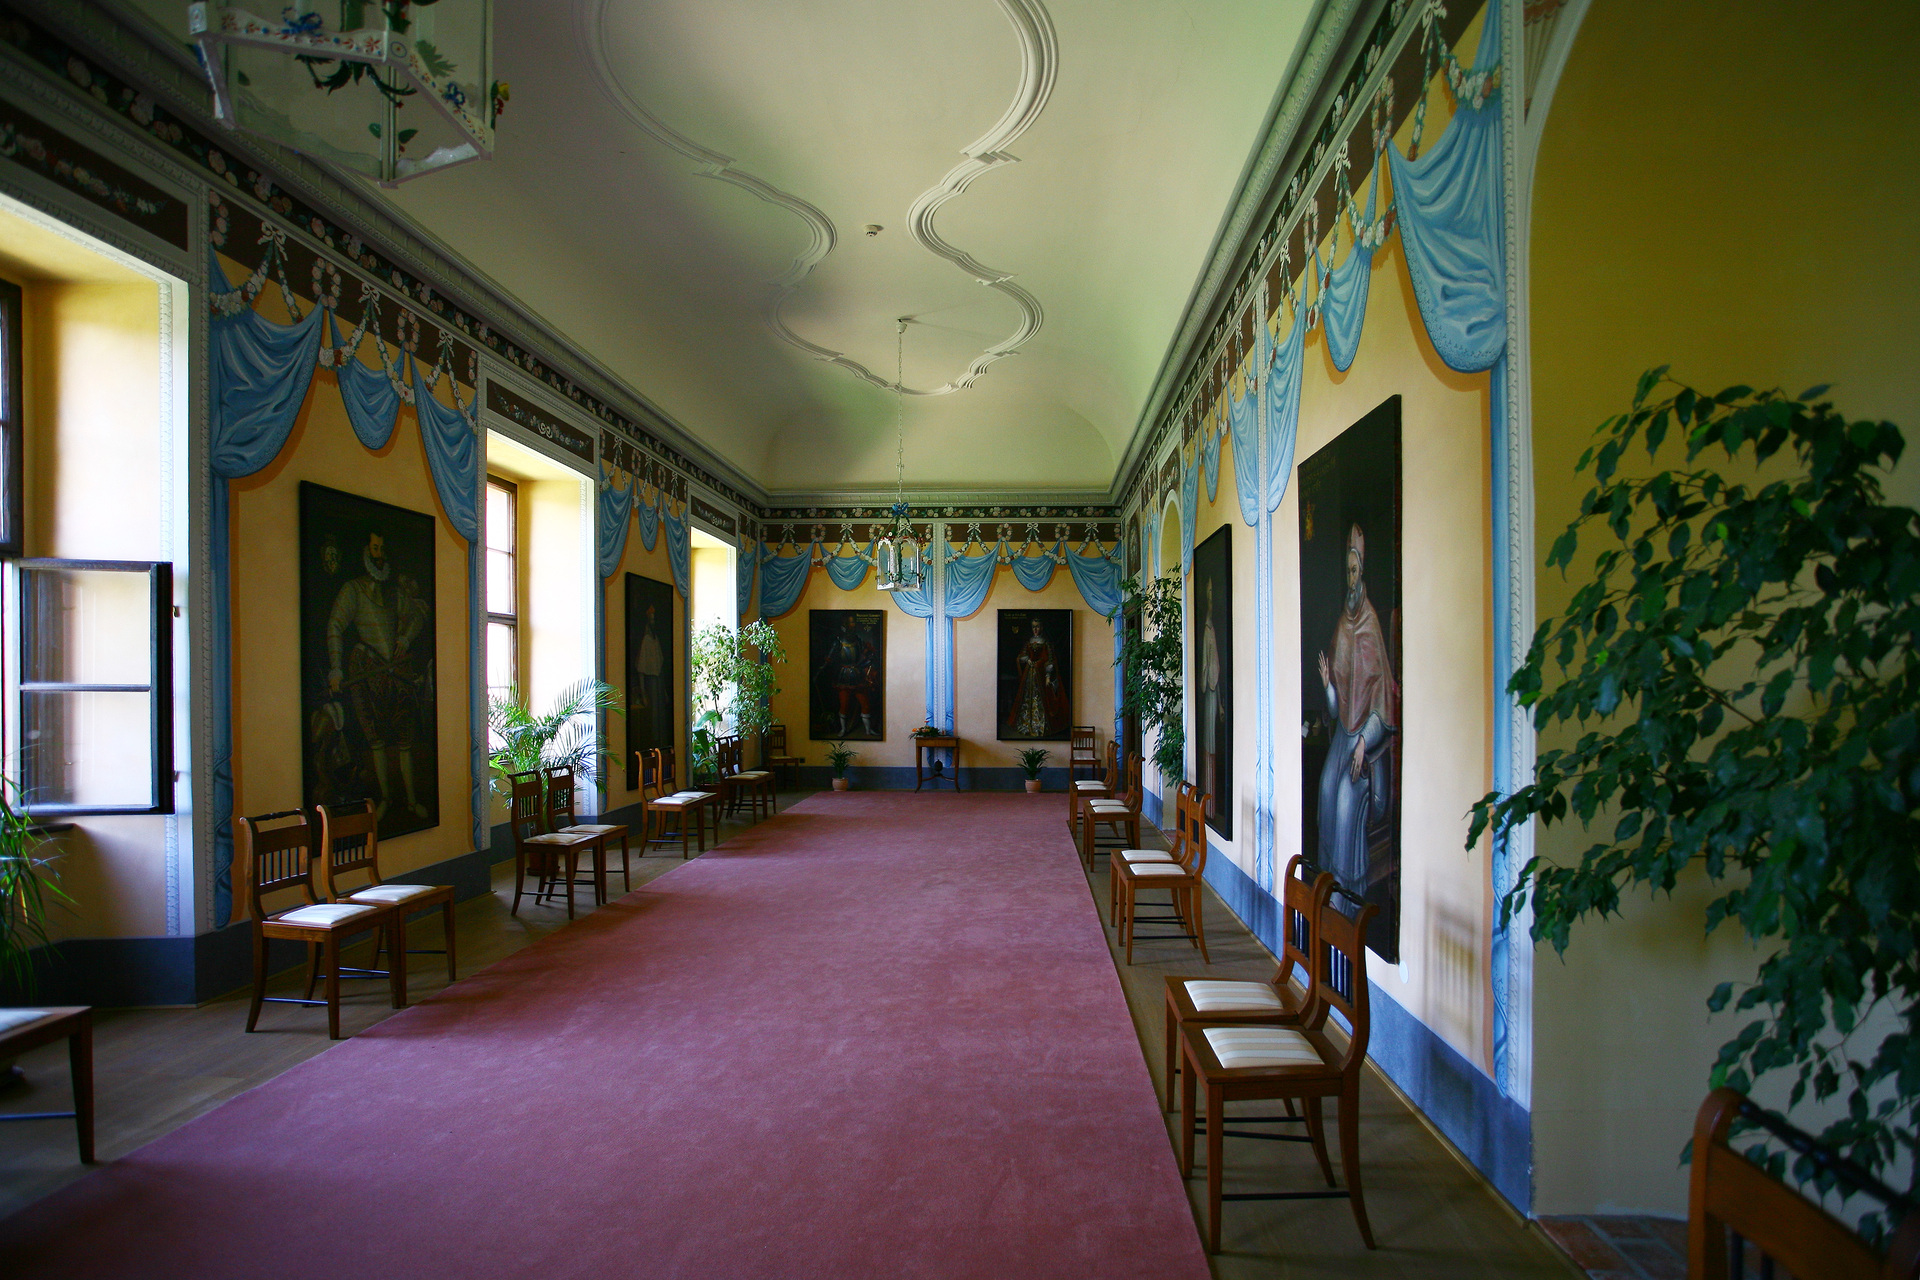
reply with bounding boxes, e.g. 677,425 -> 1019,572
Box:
563,849 -> 577,919
324,933 -> 343,1040
303,941 -> 321,1002
1206,1085 -> 1225,1253
1341,1082 -> 1376,1248
1191,883 -> 1210,964
1179,1037 -> 1198,1177
1305,1096 -> 1335,1185
618,833 -> 631,891
246,930 -> 267,1032
441,899 -> 457,982
511,848 -> 527,916
388,916 -> 409,1009
1123,878 -> 1137,965
1164,1005 -> 1179,1112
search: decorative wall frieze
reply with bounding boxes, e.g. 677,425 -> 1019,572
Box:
689,495 -> 736,537
484,381 -> 595,466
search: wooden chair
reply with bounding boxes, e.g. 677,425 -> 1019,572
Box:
544,765 -> 631,898
1162,856 -> 1333,1109
316,801 -> 457,993
1068,725 -> 1101,782
641,748 -> 717,859
1069,741 -> 1118,836
1080,752 -> 1142,871
506,772 -> 600,918
1107,775 -> 1191,925
1115,783 -> 1210,965
764,723 -> 804,789
716,734 -> 775,822
238,808 -> 398,1040
1179,891 -> 1379,1253
1689,1087 -> 1920,1280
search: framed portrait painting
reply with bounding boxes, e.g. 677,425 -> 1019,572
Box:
299,482 -> 439,841
625,573 -> 675,789
996,609 -> 1072,741
1190,525 -> 1232,837
1298,394 -> 1402,962
809,610 -> 885,740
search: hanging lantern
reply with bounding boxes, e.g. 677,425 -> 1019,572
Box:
874,321 -> 924,592
188,2 -> 500,186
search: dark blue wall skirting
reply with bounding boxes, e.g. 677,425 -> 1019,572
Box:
789,765 -> 1068,793
1199,846 -> 1532,1213
9,841 -> 510,1008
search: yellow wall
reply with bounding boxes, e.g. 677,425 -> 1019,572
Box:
1160,8 -> 1498,1077
764,561 -> 926,769
1526,0 -> 1920,1216
9,261 -> 172,942
951,553 -> 1115,772
601,503 -> 687,799
224,254 -> 477,906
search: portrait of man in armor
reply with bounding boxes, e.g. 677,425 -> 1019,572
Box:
809,610 -> 885,740
300,483 -> 440,840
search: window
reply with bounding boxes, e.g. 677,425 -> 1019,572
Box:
485,476 -> 517,710
9,559 -> 172,814
0,278 -> 19,559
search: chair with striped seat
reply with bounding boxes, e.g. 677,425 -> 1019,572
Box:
1115,783 -> 1210,965
641,748 -> 717,859
717,734 -> 775,822
318,800 -> 457,992
544,764 -> 631,898
239,808 -> 400,1040
1079,752 -> 1142,871
507,772 -> 602,918
1178,889 -> 1379,1252
1068,741 -> 1118,838
1161,855 -> 1333,1109
1108,776 -> 1192,925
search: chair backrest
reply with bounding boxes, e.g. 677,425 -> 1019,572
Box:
1100,741 -> 1120,785
544,765 -> 578,828
1310,890 -> 1377,1071
1689,1088 -> 1920,1280
316,800 -> 384,898
238,809 -> 317,919
508,770 -> 548,840
638,749 -> 664,797
1178,785 -> 1211,877
767,723 -> 789,756
1070,726 -> 1098,762
1277,856 -> 1335,998
1123,754 -> 1143,807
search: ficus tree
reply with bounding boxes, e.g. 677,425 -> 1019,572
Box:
1118,571 -> 1186,784
690,619 -> 788,778
1469,370 -> 1918,1237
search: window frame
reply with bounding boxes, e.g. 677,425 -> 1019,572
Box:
485,475 -> 519,708
0,277 -> 21,559
8,557 -> 174,816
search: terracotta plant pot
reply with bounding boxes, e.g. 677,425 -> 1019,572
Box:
831,777 -> 849,791
1023,779 -> 1042,793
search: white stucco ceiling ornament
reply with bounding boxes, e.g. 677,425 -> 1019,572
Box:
578,0 -> 1057,397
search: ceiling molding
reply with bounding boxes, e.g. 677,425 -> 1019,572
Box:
582,0 -> 1056,400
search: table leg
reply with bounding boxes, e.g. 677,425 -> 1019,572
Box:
69,1014 -> 93,1164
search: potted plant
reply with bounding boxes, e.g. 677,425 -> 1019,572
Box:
487,679 -> 622,798
825,741 -> 856,791
690,619 -> 788,782
1017,748 -> 1049,793
1118,570 -> 1186,783
1469,371 -> 1920,1238
0,781 -> 71,1088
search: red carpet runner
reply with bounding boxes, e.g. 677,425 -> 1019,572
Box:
0,792 -> 1209,1279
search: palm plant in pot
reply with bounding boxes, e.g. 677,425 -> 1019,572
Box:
1017,748 -> 1049,793
825,741 -> 856,791
0,781 -> 71,1087
487,679 -> 622,799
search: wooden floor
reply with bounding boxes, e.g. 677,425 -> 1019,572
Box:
1,790 -> 1586,1278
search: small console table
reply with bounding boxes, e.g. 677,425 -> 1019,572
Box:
913,736 -> 962,792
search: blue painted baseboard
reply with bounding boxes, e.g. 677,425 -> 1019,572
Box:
789,765 -> 1070,793
7,840 -> 512,1008
1199,848 -> 1532,1213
